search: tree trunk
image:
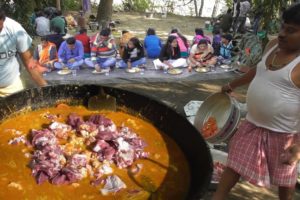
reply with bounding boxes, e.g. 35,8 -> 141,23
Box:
198,0 -> 204,17
56,0 -> 61,10
211,0 -> 220,18
97,0 -> 113,30
194,0 -> 198,17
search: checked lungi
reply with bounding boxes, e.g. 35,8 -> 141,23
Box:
227,120 -> 300,187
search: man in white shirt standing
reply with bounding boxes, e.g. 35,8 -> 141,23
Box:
0,7 -> 47,97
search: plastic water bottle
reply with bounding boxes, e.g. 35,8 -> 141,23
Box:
71,69 -> 77,77
210,65 -> 216,72
140,68 -> 144,75
163,67 -> 168,74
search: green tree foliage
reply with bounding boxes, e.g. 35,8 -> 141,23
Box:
1,0 -> 38,34
225,0 -> 294,33
62,0 -> 80,11
123,0 -> 151,12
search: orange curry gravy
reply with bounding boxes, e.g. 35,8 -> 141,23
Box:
0,106 -> 190,199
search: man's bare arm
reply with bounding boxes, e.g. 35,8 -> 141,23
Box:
20,50 -> 47,87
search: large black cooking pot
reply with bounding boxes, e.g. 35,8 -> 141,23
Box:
0,84 -> 213,199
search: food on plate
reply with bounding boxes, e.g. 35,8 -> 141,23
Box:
201,116 -> 218,138
220,64 -> 232,69
0,106 -> 190,199
57,68 -> 71,75
167,68 -> 183,75
195,67 -> 209,73
126,68 -> 141,73
92,69 -> 109,74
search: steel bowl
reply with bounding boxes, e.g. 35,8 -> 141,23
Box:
167,68 -> 183,75
195,67 -> 210,73
194,92 -> 240,143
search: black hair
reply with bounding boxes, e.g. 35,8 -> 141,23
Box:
41,36 -> 49,42
147,28 -> 156,35
195,28 -> 204,36
221,34 -> 233,41
162,35 -> 180,58
282,3 -> 300,25
122,30 -> 129,35
170,28 -> 178,34
0,7 -> 6,21
170,28 -> 188,49
129,37 -> 142,48
36,11 -> 44,17
100,28 -> 110,36
166,35 -> 177,46
66,37 -> 76,45
79,28 -> 87,34
53,26 -> 61,34
57,10 -> 62,16
198,39 -> 208,46
213,29 -> 220,35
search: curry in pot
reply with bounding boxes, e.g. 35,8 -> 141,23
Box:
0,105 -> 190,199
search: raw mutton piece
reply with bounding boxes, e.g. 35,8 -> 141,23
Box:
22,113 -> 149,187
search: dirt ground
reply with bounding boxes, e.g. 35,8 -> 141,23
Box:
25,12 -> 300,200
110,12 -> 207,40
62,11 -> 208,42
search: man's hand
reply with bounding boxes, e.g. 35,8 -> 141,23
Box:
68,58 -> 76,63
195,62 -> 202,67
239,65 -> 250,73
167,63 -> 173,69
20,50 -> 47,87
221,83 -> 233,93
28,58 -> 37,69
127,62 -> 132,69
281,144 -> 300,165
163,61 -> 173,69
95,63 -> 101,72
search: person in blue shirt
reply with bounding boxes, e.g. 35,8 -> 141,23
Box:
219,34 -> 233,64
54,37 -> 84,70
144,28 -> 162,59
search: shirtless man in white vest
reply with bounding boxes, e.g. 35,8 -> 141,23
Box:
213,3 -> 300,200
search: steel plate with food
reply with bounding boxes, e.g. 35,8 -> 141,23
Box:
57,69 -> 72,75
125,68 -> 141,73
220,64 -> 232,69
0,85 -> 212,199
167,68 -> 183,75
195,67 -> 210,73
92,69 -> 110,75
